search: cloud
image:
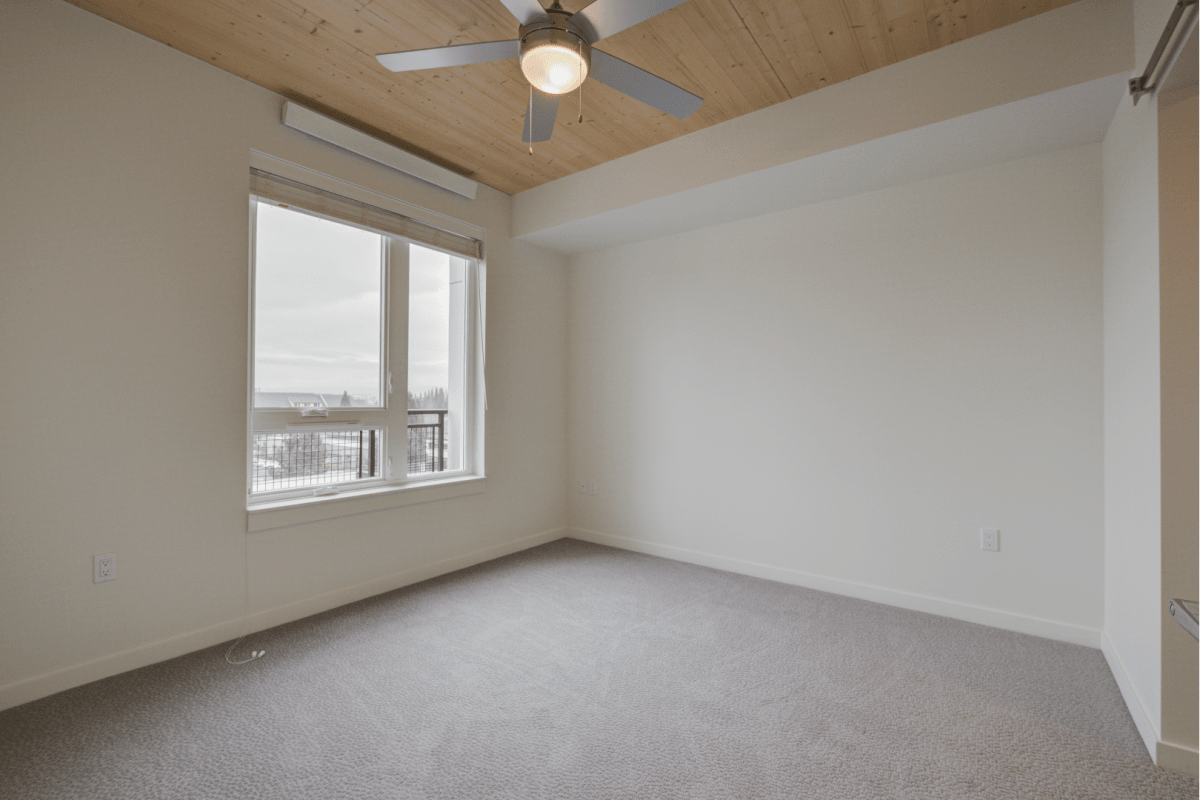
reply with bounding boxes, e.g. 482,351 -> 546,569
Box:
254,206 -> 453,396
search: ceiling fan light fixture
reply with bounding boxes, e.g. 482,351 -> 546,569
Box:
519,27 -> 590,95
375,0 -> 704,146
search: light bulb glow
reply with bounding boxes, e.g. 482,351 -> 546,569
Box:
548,63 -> 572,88
520,42 -> 588,95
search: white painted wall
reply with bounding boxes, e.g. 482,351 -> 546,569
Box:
567,145 -> 1105,645
0,0 -> 568,710
1101,82 -> 1163,761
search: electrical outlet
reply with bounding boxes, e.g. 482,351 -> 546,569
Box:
980,528 -> 999,552
588,480 -> 596,495
94,553 -> 116,583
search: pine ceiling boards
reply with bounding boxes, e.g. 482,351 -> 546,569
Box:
65,0 -> 1087,196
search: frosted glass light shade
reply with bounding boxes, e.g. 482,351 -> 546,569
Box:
520,42 -> 588,95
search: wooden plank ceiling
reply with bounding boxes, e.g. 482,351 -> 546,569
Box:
66,0 -> 1077,194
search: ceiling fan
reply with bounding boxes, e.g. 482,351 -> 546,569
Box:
375,0 -> 703,143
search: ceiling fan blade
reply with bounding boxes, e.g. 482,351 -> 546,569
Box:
495,0 -> 550,26
522,89 -> 560,142
376,40 -> 518,72
590,50 -> 703,119
571,0 -> 691,43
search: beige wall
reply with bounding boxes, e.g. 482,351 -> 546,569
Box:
1156,84 -> 1198,770
567,145 -> 1105,644
0,0 -> 568,709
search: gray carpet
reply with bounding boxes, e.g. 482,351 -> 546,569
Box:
1,538 -> 1195,799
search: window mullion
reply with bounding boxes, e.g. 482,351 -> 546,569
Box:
386,238 -> 410,482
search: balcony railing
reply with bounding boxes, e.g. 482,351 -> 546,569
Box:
251,410 -> 449,494
407,409 -> 447,475
251,428 -> 381,493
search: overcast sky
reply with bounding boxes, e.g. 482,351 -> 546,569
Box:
254,203 -> 449,403
408,244 -> 451,396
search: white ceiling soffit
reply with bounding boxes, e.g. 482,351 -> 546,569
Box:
516,73 -> 1127,256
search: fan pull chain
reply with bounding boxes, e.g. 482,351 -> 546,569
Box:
577,39 -> 584,124
527,85 -> 534,156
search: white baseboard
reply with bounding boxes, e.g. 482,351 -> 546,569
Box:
568,528 -> 1101,647
0,527 -> 568,712
1100,632 -> 1200,778
1100,630 -> 1159,761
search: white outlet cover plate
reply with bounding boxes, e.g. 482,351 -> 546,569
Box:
94,553 -> 116,583
980,528 -> 999,552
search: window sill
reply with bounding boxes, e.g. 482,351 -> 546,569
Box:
247,475 -> 486,532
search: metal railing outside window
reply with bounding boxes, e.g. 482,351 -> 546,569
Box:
407,409 -> 447,475
252,429 -> 381,492
250,412 -> 449,494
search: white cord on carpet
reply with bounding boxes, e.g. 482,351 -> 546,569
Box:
225,532 -> 265,666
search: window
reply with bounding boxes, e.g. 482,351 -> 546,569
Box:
248,169 -> 482,503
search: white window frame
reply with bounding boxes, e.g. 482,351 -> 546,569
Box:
246,153 -> 486,529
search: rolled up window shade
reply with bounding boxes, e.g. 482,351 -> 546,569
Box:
249,168 -> 481,260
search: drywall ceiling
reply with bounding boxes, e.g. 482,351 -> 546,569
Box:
65,0 -> 1079,195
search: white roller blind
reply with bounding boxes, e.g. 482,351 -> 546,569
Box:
249,168 -> 482,260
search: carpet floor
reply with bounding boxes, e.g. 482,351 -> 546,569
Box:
1,538 -> 1195,799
